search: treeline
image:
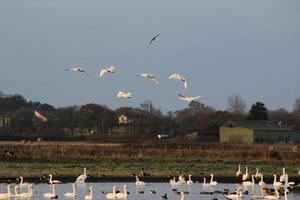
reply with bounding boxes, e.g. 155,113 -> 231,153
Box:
0,92 -> 300,141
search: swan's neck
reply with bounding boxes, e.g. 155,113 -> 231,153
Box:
52,185 -> 56,195
273,175 -> 277,184
210,175 -> 214,183
261,175 -> 264,182
189,176 -> 192,181
180,194 -> 184,200
7,185 -> 11,195
20,177 -> 23,185
203,178 -> 206,184
73,184 -> 76,194
84,168 -> 87,176
252,176 -> 255,184
238,165 -> 241,171
14,187 -> 18,195
123,187 -> 127,196
275,190 -> 279,197
246,167 -> 248,174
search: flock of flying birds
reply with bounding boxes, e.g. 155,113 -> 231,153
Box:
64,34 -> 201,105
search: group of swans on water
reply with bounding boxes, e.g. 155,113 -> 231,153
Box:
225,165 -> 295,199
0,167 -> 88,199
0,166 -> 296,199
170,173 -> 217,187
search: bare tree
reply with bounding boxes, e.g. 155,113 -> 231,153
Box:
293,97 -> 300,111
227,95 -> 246,115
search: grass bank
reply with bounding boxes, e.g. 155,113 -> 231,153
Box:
0,142 -> 299,183
0,159 -> 299,183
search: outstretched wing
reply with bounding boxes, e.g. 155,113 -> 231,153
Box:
149,34 -> 160,46
183,81 -> 187,89
99,69 -> 106,77
177,93 -> 187,98
152,77 -> 159,84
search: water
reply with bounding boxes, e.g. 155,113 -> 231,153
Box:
1,182 -> 299,199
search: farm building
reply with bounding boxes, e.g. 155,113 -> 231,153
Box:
220,121 -> 300,144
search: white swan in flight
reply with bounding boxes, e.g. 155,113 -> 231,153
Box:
169,74 -> 187,89
117,91 -> 132,99
138,73 -> 159,84
99,66 -> 115,78
65,67 -> 89,76
177,93 -> 201,104
76,168 -> 87,183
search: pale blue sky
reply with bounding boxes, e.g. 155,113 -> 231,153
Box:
0,0 -> 299,112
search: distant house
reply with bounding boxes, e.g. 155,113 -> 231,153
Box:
118,114 -> 129,124
189,101 -> 205,109
0,117 -> 10,128
140,100 -> 153,114
220,121 -> 300,144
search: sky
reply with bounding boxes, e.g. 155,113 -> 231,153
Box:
0,0 -> 300,112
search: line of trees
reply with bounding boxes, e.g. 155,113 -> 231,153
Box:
0,91 -> 300,140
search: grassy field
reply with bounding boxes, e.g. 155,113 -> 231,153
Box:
0,141 -> 299,182
0,159 -> 299,183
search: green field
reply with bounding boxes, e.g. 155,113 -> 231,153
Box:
0,142 -> 299,183
0,159 -> 298,183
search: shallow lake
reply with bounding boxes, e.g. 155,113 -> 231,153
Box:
1,182 -> 299,199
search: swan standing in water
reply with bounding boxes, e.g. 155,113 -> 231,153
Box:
65,67 -> 89,76
64,183 -> 76,198
255,168 -> 263,179
0,184 -> 13,199
226,187 -> 242,199
99,66 -> 115,78
263,189 -> 280,199
76,167 -> 87,183
43,184 -> 57,199
242,166 -> 250,181
202,177 -> 210,187
209,174 -> 218,186
170,177 -> 182,186
116,185 -> 128,199
242,174 -> 255,187
169,74 -> 188,89
236,164 -> 243,177
138,73 -> 159,84
187,174 -> 193,185
273,174 -> 283,189
16,184 -> 33,198
49,174 -> 61,184
259,175 -> 266,187
117,91 -> 132,99
135,175 -> 146,186
18,176 -> 30,189
84,186 -> 93,200
106,185 -> 117,199
280,168 -> 288,183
